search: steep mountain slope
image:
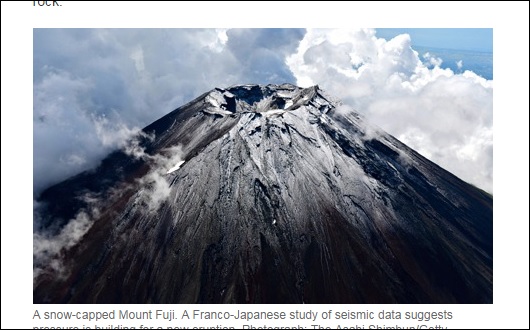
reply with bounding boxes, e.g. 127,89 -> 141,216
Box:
34,84 -> 493,303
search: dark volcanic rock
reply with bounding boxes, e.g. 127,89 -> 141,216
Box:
34,84 -> 493,303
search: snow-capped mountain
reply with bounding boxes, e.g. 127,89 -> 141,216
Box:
34,84 -> 492,303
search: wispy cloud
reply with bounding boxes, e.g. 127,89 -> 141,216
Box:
122,136 -> 184,211
33,198 -> 99,282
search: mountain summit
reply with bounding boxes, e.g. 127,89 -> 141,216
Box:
34,84 -> 493,303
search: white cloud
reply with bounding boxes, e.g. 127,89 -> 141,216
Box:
423,52 -> 443,67
93,114 -> 142,148
130,45 -> 145,73
287,28 -> 493,193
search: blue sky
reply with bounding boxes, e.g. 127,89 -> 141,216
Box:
376,28 -> 493,52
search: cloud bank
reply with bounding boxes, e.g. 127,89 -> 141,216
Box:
34,28 -> 492,194
287,29 -> 492,192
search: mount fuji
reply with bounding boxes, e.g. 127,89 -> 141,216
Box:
34,84 -> 493,303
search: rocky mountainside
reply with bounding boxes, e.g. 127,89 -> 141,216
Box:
34,84 -> 493,303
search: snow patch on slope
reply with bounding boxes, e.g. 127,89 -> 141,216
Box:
166,160 -> 185,174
